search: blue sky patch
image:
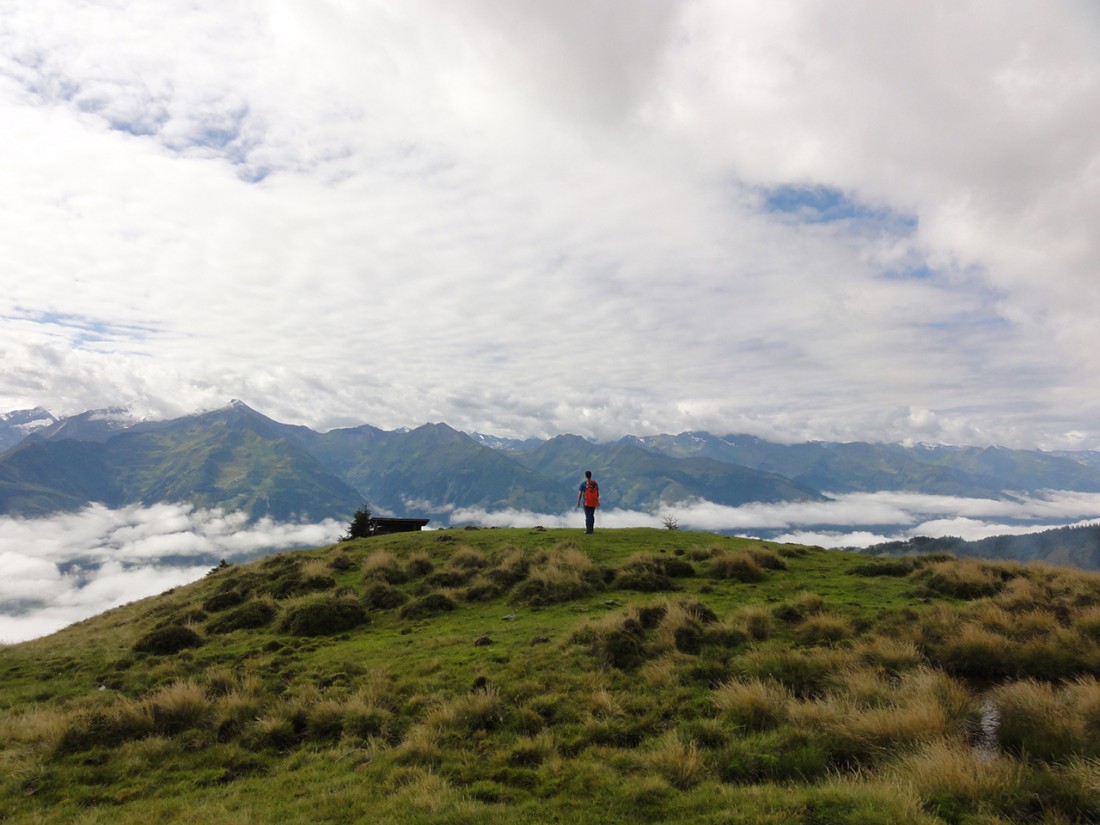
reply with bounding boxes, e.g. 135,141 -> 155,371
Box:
763,184 -> 917,233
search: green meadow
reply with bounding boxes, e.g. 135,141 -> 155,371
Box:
5,527 -> 1100,823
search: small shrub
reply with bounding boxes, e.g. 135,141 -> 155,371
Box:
202,588 -> 246,612
405,551 -> 435,579
919,559 -> 1005,600
584,617 -> 648,670
343,699 -> 394,742
1075,606 -> 1100,642
328,552 -> 355,572
797,612 -> 855,647
512,548 -> 603,606
424,570 -> 470,588
149,680 -> 211,735
206,598 -> 277,634
57,699 -> 155,753
772,592 -> 826,624
299,559 -> 337,591
462,578 -> 503,602
305,700 -> 347,742
363,582 -> 409,610
362,550 -> 408,585
850,559 -> 915,577
245,712 -> 299,751
425,687 -> 505,738
931,623 -> 1013,680
991,679 -> 1083,762
449,547 -> 489,570
747,547 -> 788,571
613,556 -> 676,592
712,678 -> 790,731
399,592 -> 457,620
648,731 -> 707,790
280,595 -> 369,636
709,552 -> 766,582
732,605 -> 772,641
133,624 -> 204,655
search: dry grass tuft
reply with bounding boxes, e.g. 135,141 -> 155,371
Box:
648,731 -> 708,789
712,677 -> 790,731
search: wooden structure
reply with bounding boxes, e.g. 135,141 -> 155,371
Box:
369,517 -> 430,537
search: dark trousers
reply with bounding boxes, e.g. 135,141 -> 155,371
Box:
583,506 -> 596,533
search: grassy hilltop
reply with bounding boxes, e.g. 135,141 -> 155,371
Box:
5,528 -> 1100,823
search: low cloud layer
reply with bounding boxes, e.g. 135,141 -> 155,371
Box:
6,490 -> 1100,644
455,489 -> 1100,548
0,503 -> 342,644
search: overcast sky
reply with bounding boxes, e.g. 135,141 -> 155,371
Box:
2,1 -> 1099,448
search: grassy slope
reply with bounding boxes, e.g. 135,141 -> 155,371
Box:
4,529 -> 1100,823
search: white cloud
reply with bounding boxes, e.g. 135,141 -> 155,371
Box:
0,1 -> 1098,448
6,489 -> 1100,643
0,503 -> 343,644
453,489 -> 1100,541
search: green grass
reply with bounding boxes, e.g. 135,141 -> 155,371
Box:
4,528 -> 1100,823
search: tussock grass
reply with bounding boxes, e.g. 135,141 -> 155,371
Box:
512,544 -> 603,606
648,731 -> 707,790
361,549 -> 408,584
13,529 -> 1100,823
887,739 -> 1028,822
796,611 -> 855,646
712,677 -> 790,731
708,551 -> 766,582
149,679 -> 211,734
918,558 -> 1007,599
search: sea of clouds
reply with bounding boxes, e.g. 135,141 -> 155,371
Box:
5,491 -> 1100,644
0,503 -> 343,644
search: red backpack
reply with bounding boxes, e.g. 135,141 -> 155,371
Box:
584,480 -> 600,507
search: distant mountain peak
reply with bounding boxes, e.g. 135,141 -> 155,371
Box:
0,407 -> 58,452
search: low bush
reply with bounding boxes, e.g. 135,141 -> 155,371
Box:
133,624 -> 204,655
405,551 -> 435,579
279,595 -> 369,636
713,677 -> 790,731
747,547 -> 788,571
797,612 -> 855,647
399,592 -> 457,620
361,550 -> 408,585
613,557 -> 676,593
850,559 -> 916,577
512,548 -> 603,606
56,699 -> 155,753
328,553 -> 355,572
149,680 -> 211,735
709,551 -> 766,582
202,588 -> 246,612
918,559 -> 1006,600
462,578 -> 503,602
299,559 -> 337,591
448,547 -> 489,570
206,599 -> 277,634
363,582 -> 409,610
773,592 -> 826,624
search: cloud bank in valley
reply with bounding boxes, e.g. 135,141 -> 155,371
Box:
460,489 -> 1100,546
5,490 -> 1100,644
0,1 -> 1099,448
0,503 -> 343,644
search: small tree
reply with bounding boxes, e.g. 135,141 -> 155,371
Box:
662,514 -> 680,531
343,505 -> 374,540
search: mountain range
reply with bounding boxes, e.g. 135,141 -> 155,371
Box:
3,400 -> 1100,526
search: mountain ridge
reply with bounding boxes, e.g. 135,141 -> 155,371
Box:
4,402 -> 1100,526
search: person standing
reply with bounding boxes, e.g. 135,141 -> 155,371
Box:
577,470 -> 600,534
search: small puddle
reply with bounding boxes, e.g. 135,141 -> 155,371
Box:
973,696 -> 1000,759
